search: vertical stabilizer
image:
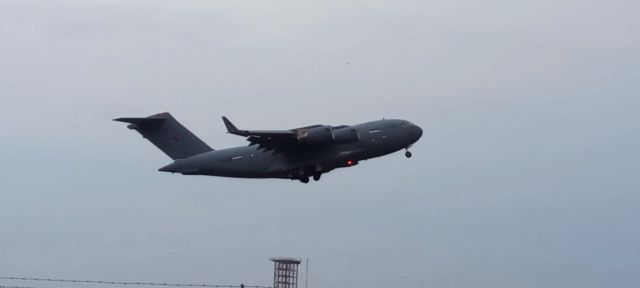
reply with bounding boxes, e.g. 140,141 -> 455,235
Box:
114,112 -> 213,160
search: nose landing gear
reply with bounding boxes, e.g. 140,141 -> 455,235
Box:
405,148 -> 412,158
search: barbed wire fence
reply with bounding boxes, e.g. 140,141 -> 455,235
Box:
0,277 -> 271,288
1,285 -> 40,288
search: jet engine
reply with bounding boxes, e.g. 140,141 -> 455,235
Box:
297,126 -> 335,144
333,127 -> 360,143
296,126 -> 360,144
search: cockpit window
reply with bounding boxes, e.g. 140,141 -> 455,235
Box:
401,121 -> 411,127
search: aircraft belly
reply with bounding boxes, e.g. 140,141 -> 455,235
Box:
174,147 -> 279,178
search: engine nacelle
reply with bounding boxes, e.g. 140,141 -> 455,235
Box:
333,127 -> 360,143
297,126 -> 334,144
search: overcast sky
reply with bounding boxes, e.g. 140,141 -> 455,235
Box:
1,0 -> 639,287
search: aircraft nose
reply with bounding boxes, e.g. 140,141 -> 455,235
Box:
414,125 -> 423,139
409,124 -> 423,142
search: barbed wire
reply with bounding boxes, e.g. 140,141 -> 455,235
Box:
0,277 -> 271,288
1,285 -> 41,288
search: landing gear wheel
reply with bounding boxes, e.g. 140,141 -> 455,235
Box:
299,177 -> 310,184
405,151 -> 412,158
313,173 -> 322,181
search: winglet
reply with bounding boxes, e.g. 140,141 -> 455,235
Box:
222,116 -> 244,135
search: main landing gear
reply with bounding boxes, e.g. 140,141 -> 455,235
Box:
298,173 -> 322,183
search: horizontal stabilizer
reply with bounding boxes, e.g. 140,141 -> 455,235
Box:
114,116 -> 166,125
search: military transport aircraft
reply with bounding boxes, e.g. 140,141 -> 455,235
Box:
115,112 -> 422,183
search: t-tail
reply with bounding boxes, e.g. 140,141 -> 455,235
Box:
114,112 -> 213,160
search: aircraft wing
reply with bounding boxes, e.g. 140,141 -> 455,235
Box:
222,116 -> 307,149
